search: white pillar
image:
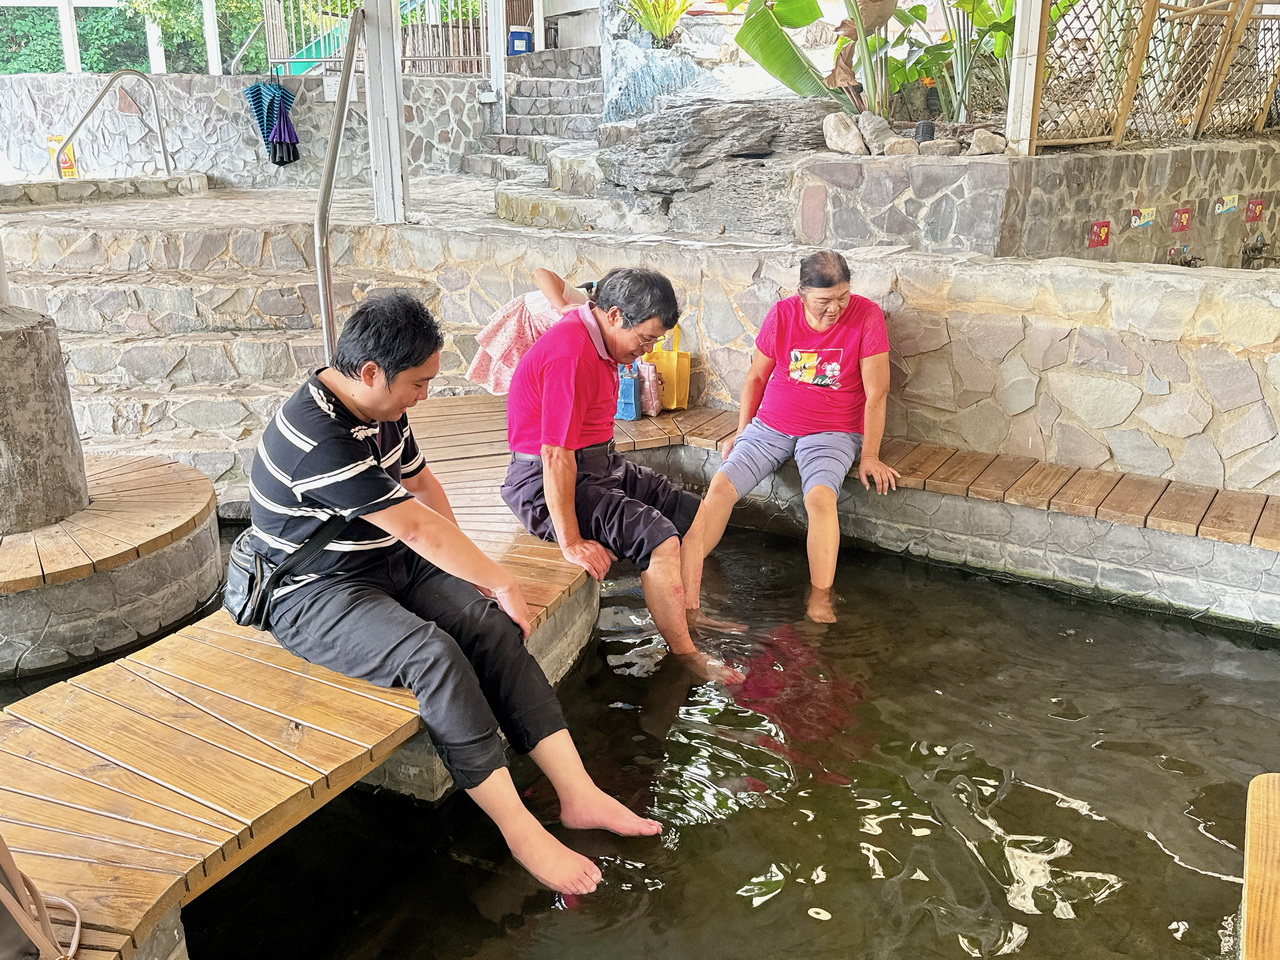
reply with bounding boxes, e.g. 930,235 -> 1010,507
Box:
1005,0 -> 1046,156
487,0 -> 506,133
532,0 -> 545,50
145,18 -> 167,73
203,0 -> 223,74
364,0 -> 410,224
56,0 -> 81,73
0,241 -> 9,307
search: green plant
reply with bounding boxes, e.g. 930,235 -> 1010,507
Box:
622,0 -> 695,49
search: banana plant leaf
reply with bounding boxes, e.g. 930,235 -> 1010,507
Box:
726,0 -> 822,28
736,0 -> 845,100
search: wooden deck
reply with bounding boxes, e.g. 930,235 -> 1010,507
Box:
1246,774 -> 1280,960
0,458 -> 216,594
6,395 -> 1280,957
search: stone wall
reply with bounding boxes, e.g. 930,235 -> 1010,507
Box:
0,73 -> 490,188
632,443 -> 1280,637
795,139 -> 1280,268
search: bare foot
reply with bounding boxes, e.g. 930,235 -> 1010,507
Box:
674,649 -> 746,684
503,822 -> 603,895
561,788 -> 663,836
686,607 -> 748,635
806,586 -> 837,624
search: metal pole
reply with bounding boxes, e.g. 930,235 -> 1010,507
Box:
55,70 -> 174,179
1005,0 -> 1048,155
315,8 -> 367,365
0,241 -> 9,307
228,20 -> 265,74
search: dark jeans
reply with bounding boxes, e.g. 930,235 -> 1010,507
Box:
269,549 -> 566,789
501,452 -> 700,571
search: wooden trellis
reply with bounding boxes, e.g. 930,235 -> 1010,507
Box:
1021,0 -> 1280,152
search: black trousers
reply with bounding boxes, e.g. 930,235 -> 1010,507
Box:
269,549 -> 567,789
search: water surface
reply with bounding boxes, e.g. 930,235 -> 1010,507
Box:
184,529 -> 1278,959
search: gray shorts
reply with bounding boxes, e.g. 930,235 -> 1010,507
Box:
717,417 -> 863,498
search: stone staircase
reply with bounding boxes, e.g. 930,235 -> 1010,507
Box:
462,47 -> 668,233
7,252 -> 444,517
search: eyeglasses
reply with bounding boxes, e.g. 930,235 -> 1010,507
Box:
635,331 -> 665,348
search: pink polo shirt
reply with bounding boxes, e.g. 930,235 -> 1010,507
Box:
507,304 -> 619,455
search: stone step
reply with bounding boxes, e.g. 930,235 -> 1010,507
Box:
7,267 -> 416,333
545,142 -> 607,198
0,173 -> 209,209
507,93 -> 604,116
494,182 -> 668,234
505,46 -> 601,79
479,134 -> 577,164
505,113 -> 601,139
460,153 -> 548,184
506,76 -> 604,99
60,330 -> 325,387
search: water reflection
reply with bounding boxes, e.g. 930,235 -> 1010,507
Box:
182,529 -> 1273,960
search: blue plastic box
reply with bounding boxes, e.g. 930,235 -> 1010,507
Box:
508,27 -> 533,54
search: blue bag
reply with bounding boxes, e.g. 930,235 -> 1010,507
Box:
616,362 -> 641,420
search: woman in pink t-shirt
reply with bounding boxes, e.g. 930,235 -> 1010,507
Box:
685,251 -> 900,624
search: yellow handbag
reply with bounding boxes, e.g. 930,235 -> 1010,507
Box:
643,327 -> 690,410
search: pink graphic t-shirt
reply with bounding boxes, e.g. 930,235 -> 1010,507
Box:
754,294 -> 889,436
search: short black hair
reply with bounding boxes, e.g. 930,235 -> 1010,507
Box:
332,291 -> 442,383
798,250 -> 851,290
593,268 -> 679,330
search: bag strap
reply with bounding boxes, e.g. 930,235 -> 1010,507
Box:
0,839 -> 75,959
660,327 -> 680,353
259,512 -> 350,598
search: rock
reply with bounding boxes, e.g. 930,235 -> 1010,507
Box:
1072,327 -> 1142,375
1170,434 -> 1224,487
1191,346 -> 1262,413
883,136 -> 920,156
1052,422 -> 1110,468
1138,391 -> 1212,437
822,113 -> 869,155
1228,436 -> 1280,488
1046,371 -> 1142,428
1104,428 -> 1173,475
856,111 -> 894,155
599,95 -> 840,193
1024,323 -> 1071,372
919,139 -> 962,156
997,355 -> 1037,415
966,129 -> 1007,155
601,41 -> 705,124
1219,401 -> 1277,459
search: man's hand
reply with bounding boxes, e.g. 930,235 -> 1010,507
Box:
493,581 -> 533,639
859,456 -> 900,495
561,538 -> 617,581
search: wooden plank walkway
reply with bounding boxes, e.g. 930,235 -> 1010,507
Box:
8,395 -> 1280,958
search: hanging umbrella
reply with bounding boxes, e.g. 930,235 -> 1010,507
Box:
268,97 -> 300,166
244,80 -> 296,151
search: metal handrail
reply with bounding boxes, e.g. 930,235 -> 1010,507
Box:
314,8 -> 366,365
229,20 -> 266,74
55,70 -> 173,180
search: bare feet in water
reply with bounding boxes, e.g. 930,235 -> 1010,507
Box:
503,820 -> 603,895
674,649 -> 746,684
686,607 -> 748,635
561,787 -> 663,836
806,585 -> 837,623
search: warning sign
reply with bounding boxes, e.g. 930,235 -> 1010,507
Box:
47,135 -> 77,178
1171,207 -> 1191,233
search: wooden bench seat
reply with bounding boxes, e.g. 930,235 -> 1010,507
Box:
7,394 -> 1280,957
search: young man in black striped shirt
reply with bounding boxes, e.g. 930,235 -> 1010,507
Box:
249,292 -> 659,895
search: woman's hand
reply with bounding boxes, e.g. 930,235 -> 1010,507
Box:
859,455 -> 900,495
720,430 -> 741,458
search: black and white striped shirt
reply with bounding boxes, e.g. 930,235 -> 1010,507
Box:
248,372 -> 425,596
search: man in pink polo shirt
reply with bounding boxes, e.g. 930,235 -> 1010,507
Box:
684,250 -> 899,624
502,268 -> 743,683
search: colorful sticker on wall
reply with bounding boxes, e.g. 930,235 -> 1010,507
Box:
1215,195 -> 1238,214
47,135 -> 77,179
1131,208 -> 1156,228
1171,207 -> 1192,232
1088,220 -> 1111,248
1246,198 -> 1266,223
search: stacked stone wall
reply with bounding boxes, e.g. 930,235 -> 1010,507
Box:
795,140 -> 1280,268
0,74 -> 489,188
